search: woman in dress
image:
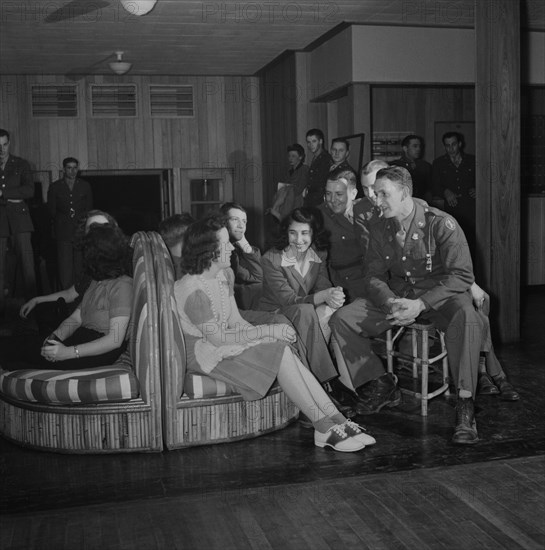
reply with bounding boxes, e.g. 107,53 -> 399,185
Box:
174,213 -> 374,452
40,223 -> 133,370
19,209 -> 121,337
260,208 -> 345,389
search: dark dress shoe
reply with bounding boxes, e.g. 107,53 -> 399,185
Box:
494,377 -> 520,401
477,373 -> 500,395
355,373 -> 401,415
452,397 -> 479,445
328,392 -> 357,419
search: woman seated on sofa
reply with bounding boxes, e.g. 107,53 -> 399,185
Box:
40,223 -> 133,370
173,212 -> 374,453
260,208 -> 354,413
19,209 -> 122,338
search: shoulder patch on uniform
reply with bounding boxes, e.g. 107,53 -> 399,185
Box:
445,218 -> 456,230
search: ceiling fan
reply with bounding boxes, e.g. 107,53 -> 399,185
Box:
64,51 -> 132,81
45,0 -> 157,23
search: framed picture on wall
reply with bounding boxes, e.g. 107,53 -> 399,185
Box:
332,133 -> 365,175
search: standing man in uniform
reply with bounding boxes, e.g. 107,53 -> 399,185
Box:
304,129 -> 332,208
432,131 -> 476,257
391,134 -> 432,201
330,166 -> 487,444
0,129 -> 36,304
48,157 -> 93,289
329,139 -> 363,198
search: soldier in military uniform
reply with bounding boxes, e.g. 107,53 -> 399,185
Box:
304,128 -> 332,208
318,170 -> 366,304
330,165 -> 487,444
47,157 -> 93,289
0,129 -> 36,303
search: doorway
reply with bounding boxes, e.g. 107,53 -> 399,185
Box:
79,170 -> 170,235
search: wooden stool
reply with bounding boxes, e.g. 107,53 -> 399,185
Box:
385,319 -> 450,416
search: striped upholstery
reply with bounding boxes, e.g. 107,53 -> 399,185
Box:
0,362 -> 138,405
150,232 -> 187,398
184,372 -> 236,399
130,232 -> 161,403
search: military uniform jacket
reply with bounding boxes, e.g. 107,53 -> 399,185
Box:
353,196 -> 383,258
0,154 -> 34,236
304,150 -> 332,207
47,177 -> 93,241
318,202 -> 365,291
364,200 -> 474,311
390,156 -> 432,199
260,247 -> 332,311
230,245 -> 263,310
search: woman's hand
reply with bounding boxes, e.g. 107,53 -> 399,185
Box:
324,287 -> 345,309
270,323 -> 297,343
41,340 -> 69,363
20,297 -> 38,318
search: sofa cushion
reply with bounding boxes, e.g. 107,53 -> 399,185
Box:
0,360 -> 139,405
183,373 -> 236,399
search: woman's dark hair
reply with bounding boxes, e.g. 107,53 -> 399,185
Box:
82,225 -> 131,281
274,207 -> 329,251
287,143 -> 305,161
180,212 -> 227,275
75,209 -> 119,249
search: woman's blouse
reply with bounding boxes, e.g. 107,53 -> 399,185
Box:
174,268 -> 259,374
78,275 -> 133,336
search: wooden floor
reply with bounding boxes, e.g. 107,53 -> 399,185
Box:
1,286 -> 544,549
1,456 -> 543,550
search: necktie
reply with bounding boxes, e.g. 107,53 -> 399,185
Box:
395,222 -> 406,248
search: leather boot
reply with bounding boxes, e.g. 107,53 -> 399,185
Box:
452,397 -> 479,445
355,373 -> 401,415
477,372 -> 500,395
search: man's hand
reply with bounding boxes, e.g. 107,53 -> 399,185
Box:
444,189 -> 458,207
386,298 -> 425,325
469,187 -> 476,199
470,282 -> 486,311
235,237 -> 253,254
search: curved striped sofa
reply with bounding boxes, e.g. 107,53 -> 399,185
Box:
149,232 -> 299,449
0,232 -> 163,453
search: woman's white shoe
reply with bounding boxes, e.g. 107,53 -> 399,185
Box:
314,424 -> 365,452
342,419 -> 376,446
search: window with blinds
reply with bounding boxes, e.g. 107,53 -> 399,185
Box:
149,85 -> 194,118
90,84 -> 137,117
31,85 -> 78,117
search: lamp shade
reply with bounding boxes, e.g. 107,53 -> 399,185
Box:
109,52 -> 132,75
120,0 -> 158,16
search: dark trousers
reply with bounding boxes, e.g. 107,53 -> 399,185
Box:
330,292 -> 483,395
56,240 -> 82,290
0,232 -> 36,300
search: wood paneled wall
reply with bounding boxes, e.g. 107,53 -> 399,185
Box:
371,86 -> 475,160
258,54 -> 298,210
0,74 -> 262,218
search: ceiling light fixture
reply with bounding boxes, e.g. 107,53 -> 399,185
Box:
120,0 -> 158,16
109,51 -> 132,75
